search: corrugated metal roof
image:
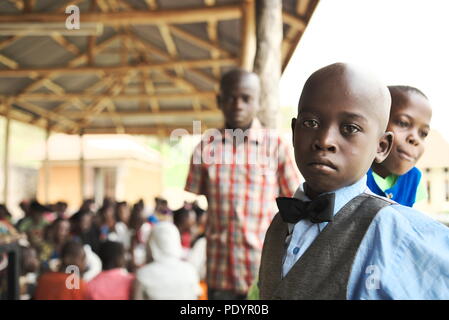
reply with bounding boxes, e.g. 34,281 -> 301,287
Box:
0,0 -> 319,135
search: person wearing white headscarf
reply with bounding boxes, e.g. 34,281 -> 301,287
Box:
133,222 -> 201,300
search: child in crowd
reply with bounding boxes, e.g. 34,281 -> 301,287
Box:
129,203 -> 152,270
17,200 -> 51,253
87,241 -> 134,300
70,209 -> 101,254
34,241 -> 89,300
133,222 -> 201,300
97,203 -> 116,242
367,85 -> 432,207
19,246 -> 39,300
173,205 -> 196,253
113,201 -> 131,249
39,218 -> 71,272
258,62 -> 449,299
187,203 -> 207,300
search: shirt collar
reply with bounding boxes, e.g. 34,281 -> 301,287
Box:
293,175 -> 369,217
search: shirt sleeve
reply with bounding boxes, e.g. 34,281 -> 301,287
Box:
185,142 -> 207,196
348,205 -> 449,299
276,137 -> 301,197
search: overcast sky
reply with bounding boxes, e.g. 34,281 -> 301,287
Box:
280,0 -> 449,142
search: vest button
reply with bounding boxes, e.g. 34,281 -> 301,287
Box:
293,247 -> 300,254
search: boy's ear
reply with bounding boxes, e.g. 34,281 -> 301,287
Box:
374,131 -> 394,163
291,118 -> 297,144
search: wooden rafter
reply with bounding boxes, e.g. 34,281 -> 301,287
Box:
0,58 -> 237,76
23,0 -> 35,13
0,5 -> 242,25
0,35 -> 21,50
54,0 -> 85,13
63,109 -> 221,118
0,0 -> 318,136
6,0 -> 23,11
297,0 -> 311,16
168,25 -> 232,58
129,32 -> 219,86
144,0 -> 158,10
82,122 -> 223,135
7,91 -> 217,102
0,54 -> 18,69
241,0 -> 256,70
204,0 -> 220,80
50,33 -> 80,56
13,100 -> 79,131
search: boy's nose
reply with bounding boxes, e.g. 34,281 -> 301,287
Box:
312,129 -> 337,152
406,131 -> 420,146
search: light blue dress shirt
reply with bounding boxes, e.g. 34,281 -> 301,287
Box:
283,176 -> 449,299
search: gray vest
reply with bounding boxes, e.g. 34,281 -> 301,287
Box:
259,193 -> 392,300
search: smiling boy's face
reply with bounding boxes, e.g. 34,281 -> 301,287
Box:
373,90 -> 432,177
292,63 -> 392,198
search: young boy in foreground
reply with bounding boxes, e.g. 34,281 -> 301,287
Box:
258,62 -> 449,300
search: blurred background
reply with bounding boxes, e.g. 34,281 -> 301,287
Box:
0,0 -> 448,300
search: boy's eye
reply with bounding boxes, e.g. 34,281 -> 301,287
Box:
341,124 -> 360,135
396,120 -> 410,128
420,130 -> 429,139
302,119 -> 319,128
242,95 -> 252,104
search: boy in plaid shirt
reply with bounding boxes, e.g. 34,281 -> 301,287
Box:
185,69 -> 300,299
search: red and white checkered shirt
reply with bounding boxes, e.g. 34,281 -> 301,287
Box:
185,119 -> 300,294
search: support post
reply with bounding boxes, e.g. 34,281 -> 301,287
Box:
253,0 -> 283,129
79,130 -> 85,202
44,125 -> 50,204
3,100 -> 10,206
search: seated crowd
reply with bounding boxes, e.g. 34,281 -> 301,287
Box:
0,197 -> 207,300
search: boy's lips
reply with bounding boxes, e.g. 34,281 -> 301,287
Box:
307,158 -> 337,173
396,148 -> 416,162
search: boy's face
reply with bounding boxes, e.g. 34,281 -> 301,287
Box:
218,74 -> 260,130
379,93 -> 431,176
292,79 -> 392,196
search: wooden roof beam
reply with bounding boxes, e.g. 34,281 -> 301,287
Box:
282,11 -> 306,30
0,35 -> 21,50
0,58 -> 237,76
0,54 -> 19,69
63,109 -> 221,119
12,100 -> 79,131
6,91 -> 217,101
82,123 -> 223,136
168,25 -> 232,58
296,0 -> 311,16
240,0 -> 256,70
129,32 -> 219,87
0,5 -> 242,25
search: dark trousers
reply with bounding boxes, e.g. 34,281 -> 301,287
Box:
208,288 -> 247,300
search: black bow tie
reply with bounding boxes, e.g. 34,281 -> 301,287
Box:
276,193 -> 336,224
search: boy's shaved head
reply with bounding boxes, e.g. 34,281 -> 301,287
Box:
298,62 -> 391,135
292,62 -> 394,197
